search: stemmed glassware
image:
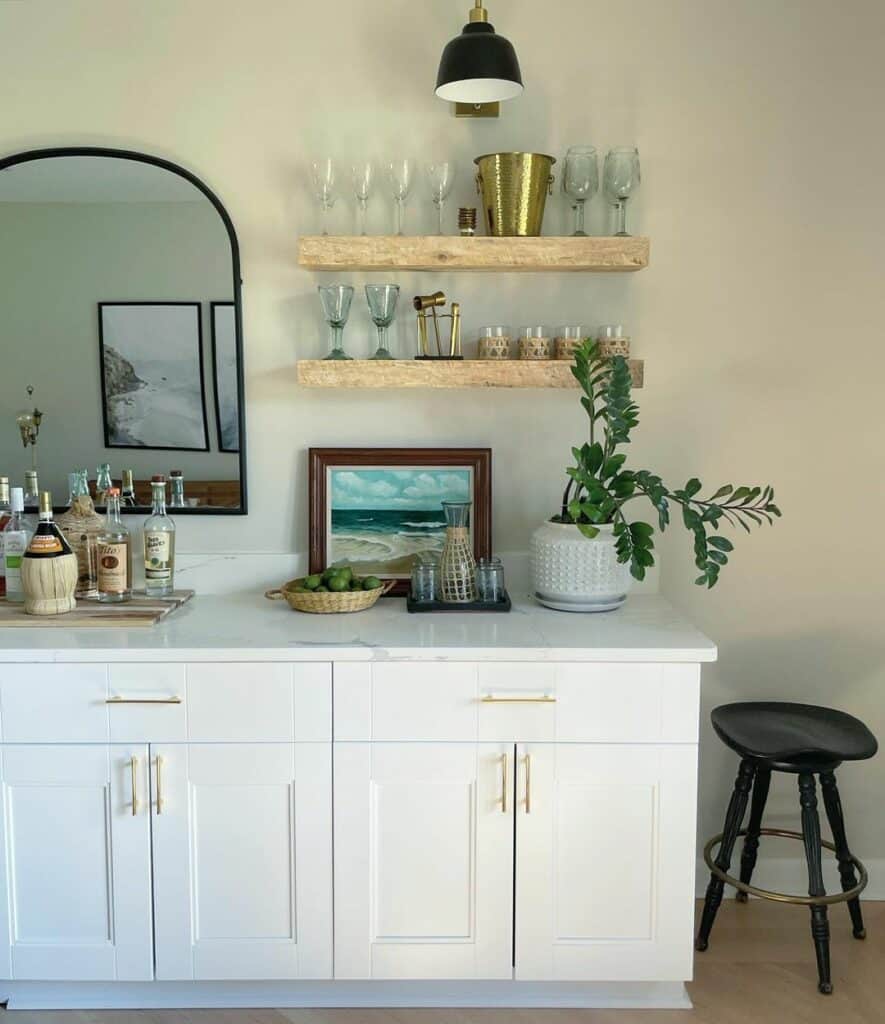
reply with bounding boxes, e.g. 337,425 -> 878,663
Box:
351,161 -> 374,236
427,162 -> 456,235
386,159 -> 413,236
365,284 -> 399,360
562,146 -> 598,236
310,158 -> 337,236
603,147 -> 641,236
318,284 -> 354,361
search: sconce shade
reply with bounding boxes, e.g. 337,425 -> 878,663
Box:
435,22 -> 523,104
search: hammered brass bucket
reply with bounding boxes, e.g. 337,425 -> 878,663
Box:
474,152 -> 556,237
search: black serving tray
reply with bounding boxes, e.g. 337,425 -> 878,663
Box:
406,590 -> 512,613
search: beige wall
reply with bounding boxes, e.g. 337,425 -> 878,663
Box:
1,0 -> 884,867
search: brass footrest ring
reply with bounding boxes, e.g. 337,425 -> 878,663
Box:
703,827 -> 868,906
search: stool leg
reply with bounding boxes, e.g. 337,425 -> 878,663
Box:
820,770 -> 865,940
798,773 -> 832,995
736,766 -> 771,902
696,759 -> 755,952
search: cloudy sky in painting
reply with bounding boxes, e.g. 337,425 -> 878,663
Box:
330,468 -> 471,510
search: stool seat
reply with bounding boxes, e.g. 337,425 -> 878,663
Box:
712,702 -> 878,769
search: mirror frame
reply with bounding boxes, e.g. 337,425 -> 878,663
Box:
0,145 -> 248,515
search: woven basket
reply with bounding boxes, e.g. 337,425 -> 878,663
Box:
265,577 -> 395,614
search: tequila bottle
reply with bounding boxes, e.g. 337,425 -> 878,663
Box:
143,476 -> 176,597
96,489 -> 132,602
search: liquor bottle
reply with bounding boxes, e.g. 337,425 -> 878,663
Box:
121,469 -> 137,508
3,488 -> 30,604
24,492 -> 73,559
23,470 -> 39,514
143,475 -> 176,597
0,477 -> 10,598
95,463 -> 112,507
169,469 -> 185,508
96,488 -> 132,603
22,493 -> 78,616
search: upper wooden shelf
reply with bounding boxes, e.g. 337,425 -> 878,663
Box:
297,235 -> 650,273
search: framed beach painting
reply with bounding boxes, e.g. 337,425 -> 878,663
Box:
210,301 -> 240,453
98,302 -> 209,452
309,448 -> 492,596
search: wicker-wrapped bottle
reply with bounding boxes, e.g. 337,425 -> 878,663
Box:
56,487 -> 105,599
439,501 -> 477,603
21,492 -> 78,615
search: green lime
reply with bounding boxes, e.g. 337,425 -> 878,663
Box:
334,566 -> 353,582
315,585 -> 329,592
328,576 -> 349,592
363,576 -> 382,590
303,574 -> 322,590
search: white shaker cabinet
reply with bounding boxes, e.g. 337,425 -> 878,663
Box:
0,744 -> 153,981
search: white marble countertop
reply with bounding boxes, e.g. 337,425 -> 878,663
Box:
0,591 -> 716,663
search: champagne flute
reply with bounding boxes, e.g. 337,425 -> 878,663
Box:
365,284 -> 399,360
387,159 -> 413,236
603,147 -> 641,236
352,160 -> 374,236
427,162 -> 456,235
310,158 -> 337,236
562,146 -> 598,236
318,284 -> 354,361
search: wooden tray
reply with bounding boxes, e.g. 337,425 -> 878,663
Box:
0,590 -> 194,628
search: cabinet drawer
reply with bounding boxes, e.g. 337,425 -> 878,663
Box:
0,665 -> 109,742
107,664 -> 187,742
478,663 -> 557,742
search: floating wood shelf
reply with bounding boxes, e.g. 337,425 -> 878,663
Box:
297,235 -> 649,273
297,359 -> 644,389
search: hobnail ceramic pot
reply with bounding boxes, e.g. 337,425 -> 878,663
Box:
530,520 -> 632,612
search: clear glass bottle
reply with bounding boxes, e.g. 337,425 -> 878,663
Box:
95,463 -> 112,507
143,476 -> 176,597
169,470 -> 185,508
23,470 -> 39,512
96,488 -> 132,603
0,477 -> 10,599
121,469 -> 137,507
3,488 -> 30,604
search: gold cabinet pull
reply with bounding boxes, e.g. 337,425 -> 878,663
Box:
523,753 -> 532,814
481,694 -> 556,704
130,755 -> 138,816
106,696 -> 182,705
155,756 -> 164,814
500,753 -> 508,814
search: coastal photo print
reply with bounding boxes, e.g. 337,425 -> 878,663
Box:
309,448 -> 492,596
98,302 -> 209,451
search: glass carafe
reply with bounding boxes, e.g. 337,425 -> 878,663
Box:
439,501 -> 477,603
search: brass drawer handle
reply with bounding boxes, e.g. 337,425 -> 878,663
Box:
481,694 -> 556,704
106,696 -> 182,705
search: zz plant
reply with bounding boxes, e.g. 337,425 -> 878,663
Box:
557,339 -> 780,588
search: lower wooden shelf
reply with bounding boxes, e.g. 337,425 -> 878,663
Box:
297,359 -> 644,390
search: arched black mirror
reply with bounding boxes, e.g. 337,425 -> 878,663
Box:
0,147 -> 247,514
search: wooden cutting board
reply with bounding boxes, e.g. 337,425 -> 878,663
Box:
0,590 -> 195,628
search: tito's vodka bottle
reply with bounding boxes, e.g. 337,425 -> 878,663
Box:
144,475 -> 175,596
96,489 -> 132,602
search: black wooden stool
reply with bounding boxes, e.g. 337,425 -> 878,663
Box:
696,701 -> 877,995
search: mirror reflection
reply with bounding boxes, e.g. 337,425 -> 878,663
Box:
0,152 -> 246,513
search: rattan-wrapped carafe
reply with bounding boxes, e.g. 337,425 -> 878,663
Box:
439,501 -> 477,603
56,495 -> 106,598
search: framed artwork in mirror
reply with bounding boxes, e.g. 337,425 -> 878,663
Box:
211,302 -> 240,453
98,302 -> 209,452
309,447 -> 492,596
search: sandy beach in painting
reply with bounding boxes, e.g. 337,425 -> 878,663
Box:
328,510 -> 448,576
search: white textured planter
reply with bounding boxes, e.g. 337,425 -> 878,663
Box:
530,520 -> 633,612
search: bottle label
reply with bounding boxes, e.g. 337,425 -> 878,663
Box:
144,532 -> 173,581
4,532 -> 28,599
28,533 -> 64,555
97,542 -> 129,594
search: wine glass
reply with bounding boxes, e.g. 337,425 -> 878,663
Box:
351,161 -> 374,236
427,162 -> 456,235
386,159 -> 413,236
318,284 -> 354,361
603,147 -> 641,236
562,146 -> 598,236
310,158 -> 337,236
365,284 -> 399,360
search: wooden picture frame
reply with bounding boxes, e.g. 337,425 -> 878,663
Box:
309,448 -> 492,596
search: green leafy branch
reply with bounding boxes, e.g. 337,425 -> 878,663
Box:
556,339 -> 781,588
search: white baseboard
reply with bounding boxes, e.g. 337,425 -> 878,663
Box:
696,856 -> 885,899
1,980 -> 690,1011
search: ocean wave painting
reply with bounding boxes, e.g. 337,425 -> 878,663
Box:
327,467 -> 472,576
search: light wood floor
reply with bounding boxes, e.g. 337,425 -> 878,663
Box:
4,900 -> 883,1024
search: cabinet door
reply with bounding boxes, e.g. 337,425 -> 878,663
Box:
334,742 -> 513,980
0,744 -> 152,981
151,743 -> 332,980
515,743 -> 697,981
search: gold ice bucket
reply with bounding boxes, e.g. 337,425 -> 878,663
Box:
474,152 -> 556,237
